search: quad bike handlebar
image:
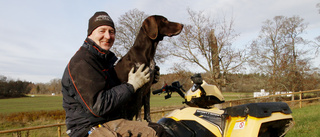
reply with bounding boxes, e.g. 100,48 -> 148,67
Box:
153,74 -> 225,107
152,81 -> 185,99
152,88 -> 164,95
152,73 -> 203,100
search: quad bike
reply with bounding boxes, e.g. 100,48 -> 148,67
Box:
153,74 -> 294,137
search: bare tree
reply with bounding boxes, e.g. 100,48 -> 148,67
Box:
112,9 -> 148,57
112,9 -> 169,63
315,3 -> 320,53
249,16 -> 315,94
47,78 -> 62,95
168,8 -> 244,87
315,36 -> 320,53
317,3 -> 320,14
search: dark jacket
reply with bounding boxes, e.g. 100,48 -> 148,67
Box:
61,38 -> 135,137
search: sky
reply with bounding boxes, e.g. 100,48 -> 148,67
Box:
0,0 -> 319,83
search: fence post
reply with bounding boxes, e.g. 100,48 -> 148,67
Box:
16,131 -> 21,137
229,102 -> 232,107
299,91 -> 302,108
58,125 -> 61,137
161,108 -> 164,117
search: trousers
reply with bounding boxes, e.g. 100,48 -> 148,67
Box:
88,119 -> 171,137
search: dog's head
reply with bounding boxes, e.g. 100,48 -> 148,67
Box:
142,15 -> 183,40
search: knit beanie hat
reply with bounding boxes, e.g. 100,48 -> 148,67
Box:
87,11 -> 115,36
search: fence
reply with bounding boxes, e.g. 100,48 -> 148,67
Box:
222,89 -> 320,108
0,108 -> 177,137
1,89 -> 319,137
0,123 -> 65,137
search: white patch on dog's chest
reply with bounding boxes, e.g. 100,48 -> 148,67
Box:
135,62 -> 142,68
150,60 -> 155,70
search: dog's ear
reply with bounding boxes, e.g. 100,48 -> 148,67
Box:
142,16 -> 158,40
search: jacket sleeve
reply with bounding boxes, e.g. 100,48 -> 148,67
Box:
92,83 -> 134,116
68,53 -> 134,117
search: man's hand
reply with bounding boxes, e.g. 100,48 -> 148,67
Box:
127,64 -> 150,92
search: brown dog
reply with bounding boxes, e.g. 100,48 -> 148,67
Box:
114,15 -> 183,122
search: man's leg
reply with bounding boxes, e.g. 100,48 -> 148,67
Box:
148,122 -> 173,137
90,119 -> 157,137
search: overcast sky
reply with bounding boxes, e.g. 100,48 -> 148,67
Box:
0,0 -> 319,83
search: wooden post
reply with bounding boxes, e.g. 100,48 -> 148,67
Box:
161,108 -> 164,117
58,125 -> 61,137
299,91 -> 302,108
16,131 -> 21,137
229,102 -> 232,107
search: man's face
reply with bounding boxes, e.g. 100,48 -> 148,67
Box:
88,25 -> 115,51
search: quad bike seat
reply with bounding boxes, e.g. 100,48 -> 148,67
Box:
225,102 -> 292,118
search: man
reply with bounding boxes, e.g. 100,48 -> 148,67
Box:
61,11 -> 163,137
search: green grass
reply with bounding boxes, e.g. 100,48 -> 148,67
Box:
151,94 -> 184,107
286,102 -> 320,137
0,92 -> 251,114
0,94 -> 184,114
0,95 -> 63,114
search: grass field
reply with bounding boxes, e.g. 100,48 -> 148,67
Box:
0,94 -> 319,137
286,102 -> 320,137
0,95 -> 63,114
0,92 -> 249,114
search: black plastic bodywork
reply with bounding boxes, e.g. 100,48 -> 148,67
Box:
186,95 -> 225,108
225,102 -> 292,118
158,118 -> 217,137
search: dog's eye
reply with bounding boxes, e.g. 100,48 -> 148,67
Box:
162,18 -> 168,23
